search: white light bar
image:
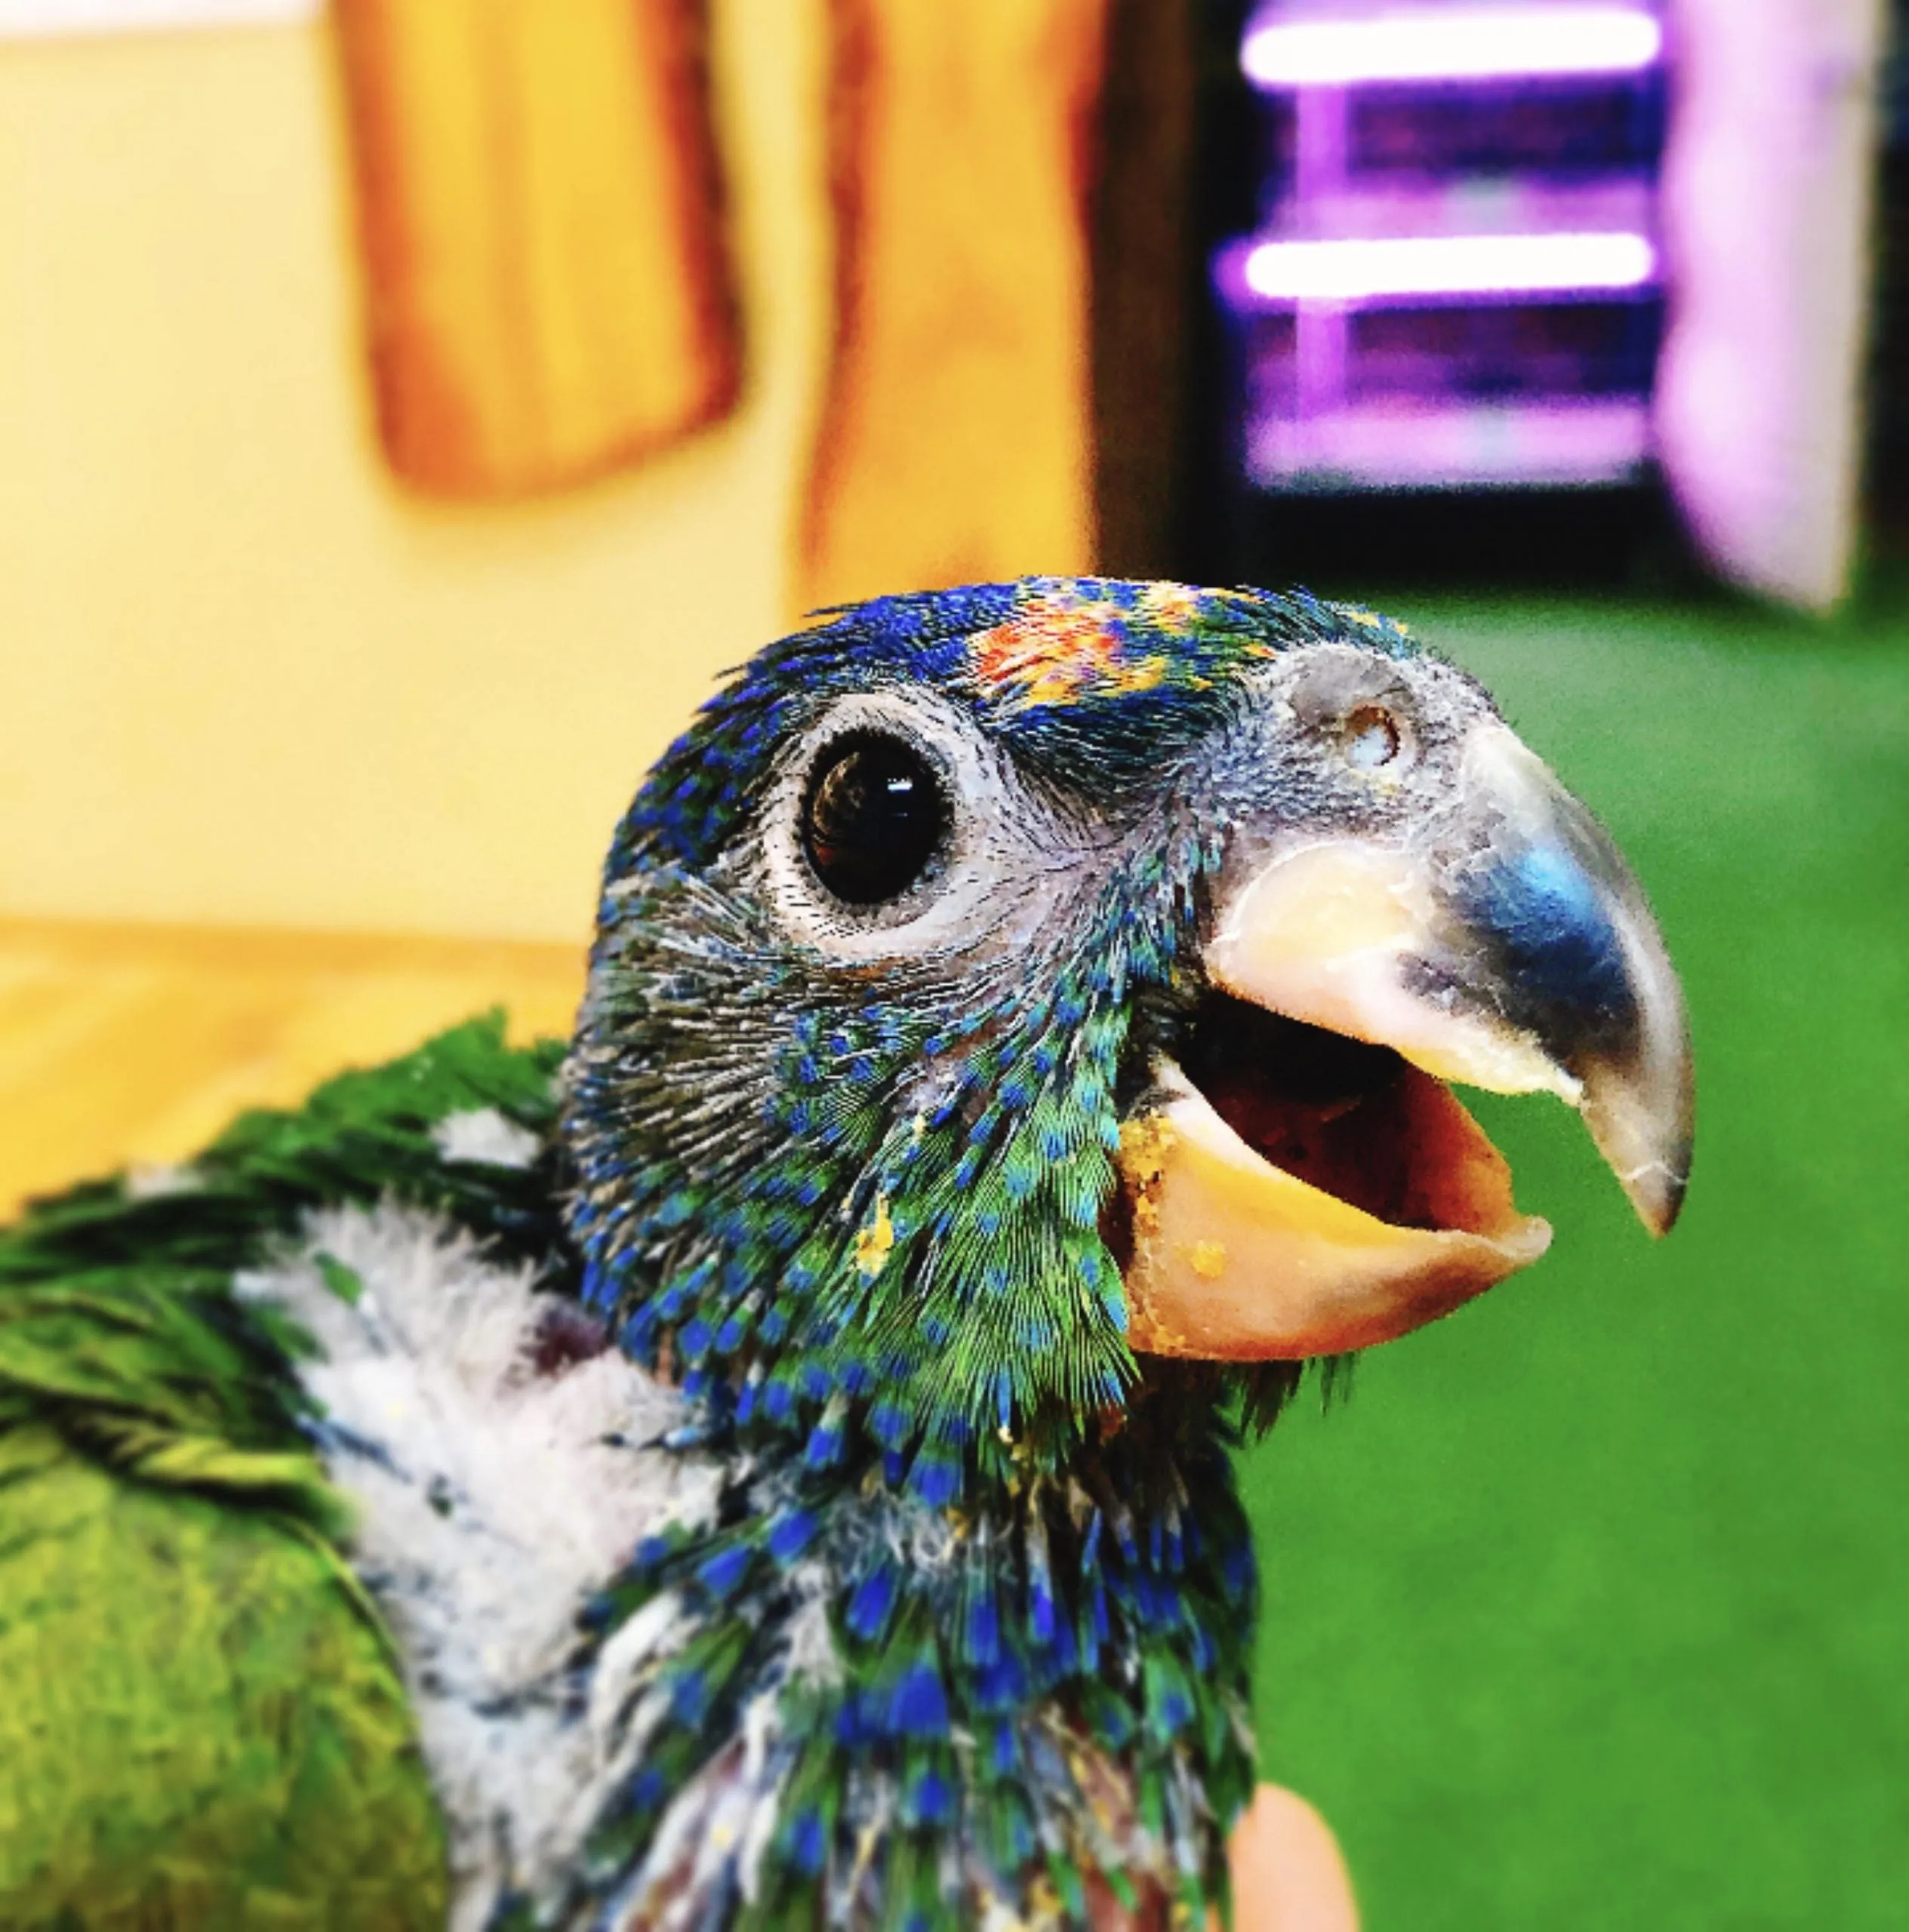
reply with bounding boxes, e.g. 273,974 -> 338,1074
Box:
1242,6 -> 1662,88
0,0 -> 315,33
1242,230 -> 1655,301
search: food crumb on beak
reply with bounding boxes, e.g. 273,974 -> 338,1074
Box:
1118,1113 -> 1175,1185
1119,1115 -> 1175,1234
1190,1241 -> 1227,1281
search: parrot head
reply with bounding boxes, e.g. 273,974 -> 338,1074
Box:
565,577 -> 1690,1492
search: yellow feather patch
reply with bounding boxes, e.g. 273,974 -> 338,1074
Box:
854,1195 -> 896,1279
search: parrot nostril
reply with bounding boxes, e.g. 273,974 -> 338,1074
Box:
1342,706 -> 1402,771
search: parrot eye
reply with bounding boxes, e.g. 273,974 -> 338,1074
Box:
1342,706 -> 1402,771
801,731 -> 950,905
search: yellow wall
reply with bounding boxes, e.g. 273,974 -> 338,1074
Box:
0,4 -> 827,943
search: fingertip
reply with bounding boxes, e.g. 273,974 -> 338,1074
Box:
1223,1784 -> 1359,1932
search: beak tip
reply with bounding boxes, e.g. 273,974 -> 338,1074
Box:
1583,1045 -> 1694,1242
1624,1154 -> 1691,1239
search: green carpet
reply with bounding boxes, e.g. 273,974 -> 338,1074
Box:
1239,579 -> 1909,1927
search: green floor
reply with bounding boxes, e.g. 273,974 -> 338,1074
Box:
1238,577 -> 1909,1925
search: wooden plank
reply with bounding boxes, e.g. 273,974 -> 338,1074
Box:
334,0 -> 741,497
0,921 -> 583,1220
797,0 -> 1108,610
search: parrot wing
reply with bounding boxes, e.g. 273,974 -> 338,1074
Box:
0,1016 -> 568,1929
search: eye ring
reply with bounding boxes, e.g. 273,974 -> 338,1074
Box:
1341,705 -> 1402,772
800,730 -> 950,906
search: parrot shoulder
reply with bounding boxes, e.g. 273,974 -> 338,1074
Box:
0,1014 -> 663,1927
0,1417 -> 448,1927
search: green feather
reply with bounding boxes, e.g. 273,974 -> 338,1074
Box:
0,1014 -> 567,1927
0,1425 -> 445,1927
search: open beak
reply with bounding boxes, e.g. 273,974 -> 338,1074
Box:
1115,723 -> 1693,1360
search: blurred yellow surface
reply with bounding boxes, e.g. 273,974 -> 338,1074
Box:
799,0 -> 1101,608
0,919 -> 584,1222
0,2 -> 826,942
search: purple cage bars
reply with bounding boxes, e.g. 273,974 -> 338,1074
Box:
1215,1 -> 1669,492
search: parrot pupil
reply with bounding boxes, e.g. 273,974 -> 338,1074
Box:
801,732 -> 947,905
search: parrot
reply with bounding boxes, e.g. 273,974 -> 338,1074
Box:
0,578 -> 1692,1931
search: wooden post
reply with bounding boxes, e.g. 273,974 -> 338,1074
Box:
799,0 -> 1109,609
334,0 -> 741,498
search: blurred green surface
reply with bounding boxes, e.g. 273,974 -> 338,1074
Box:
1239,580 -> 1909,1927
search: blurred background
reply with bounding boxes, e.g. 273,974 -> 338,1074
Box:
0,0 -> 1902,1923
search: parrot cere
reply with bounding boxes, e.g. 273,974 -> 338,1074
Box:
0,579 -> 1692,1930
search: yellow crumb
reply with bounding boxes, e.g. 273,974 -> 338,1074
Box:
1189,1239 -> 1227,1280
1125,1284 -> 1191,1356
1117,1112 -> 1176,1187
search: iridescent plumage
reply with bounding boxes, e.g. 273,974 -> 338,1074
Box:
0,580 -> 1689,1930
